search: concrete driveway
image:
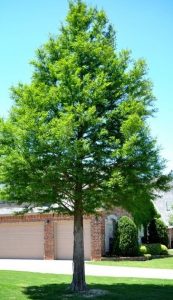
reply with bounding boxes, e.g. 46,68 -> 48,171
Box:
0,259 -> 173,280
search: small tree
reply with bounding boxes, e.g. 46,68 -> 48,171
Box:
114,216 -> 139,256
148,218 -> 169,246
0,0 -> 172,292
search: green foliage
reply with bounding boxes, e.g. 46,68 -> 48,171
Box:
114,216 -> 139,257
141,243 -> 168,256
0,0 -> 172,224
148,218 -> 169,247
144,253 -> 152,260
138,243 -> 168,257
160,244 -> 169,255
139,245 -> 148,255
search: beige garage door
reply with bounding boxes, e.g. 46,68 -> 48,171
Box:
55,220 -> 91,260
0,222 -> 44,259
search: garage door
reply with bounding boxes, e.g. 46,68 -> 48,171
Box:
55,220 -> 91,260
0,222 -> 44,259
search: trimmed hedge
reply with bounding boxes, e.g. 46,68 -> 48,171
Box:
139,243 -> 168,256
114,216 -> 139,257
148,218 -> 169,247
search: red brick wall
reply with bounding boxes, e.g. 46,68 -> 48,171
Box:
0,213 -> 105,260
106,207 -> 131,218
90,216 -> 105,260
44,220 -> 55,259
0,207 -> 131,260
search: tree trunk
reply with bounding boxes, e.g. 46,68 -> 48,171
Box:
70,209 -> 87,292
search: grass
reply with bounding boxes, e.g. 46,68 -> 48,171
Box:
0,271 -> 173,299
89,256 -> 173,269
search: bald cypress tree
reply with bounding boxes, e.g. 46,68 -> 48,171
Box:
0,0 -> 172,291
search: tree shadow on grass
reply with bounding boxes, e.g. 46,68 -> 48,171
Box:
23,281 -> 173,300
23,283 -> 69,300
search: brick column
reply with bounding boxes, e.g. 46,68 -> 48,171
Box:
44,219 -> 55,259
91,215 -> 105,260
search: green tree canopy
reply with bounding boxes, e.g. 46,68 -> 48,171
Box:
0,0 -> 172,291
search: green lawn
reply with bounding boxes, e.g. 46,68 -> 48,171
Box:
0,271 -> 173,300
89,256 -> 173,269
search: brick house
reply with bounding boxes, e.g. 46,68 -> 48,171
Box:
153,189 -> 173,248
0,203 -> 128,260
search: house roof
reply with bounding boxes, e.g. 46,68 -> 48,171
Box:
0,201 -> 62,216
153,189 -> 173,227
0,202 -> 22,215
0,202 -> 49,215
1,189 -> 173,223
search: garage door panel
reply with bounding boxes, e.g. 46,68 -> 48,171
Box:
0,222 -> 44,259
55,220 -> 91,260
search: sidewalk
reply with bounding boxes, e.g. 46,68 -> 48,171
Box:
0,259 -> 173,280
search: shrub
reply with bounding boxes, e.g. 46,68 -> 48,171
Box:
114,216 -> 139,257
140,243 -> 168,255
144,253 -> 152,260
145,243 -> 162,255
148,218 -> 169,246
139,245 -> 147,255
160,244 -> 168,255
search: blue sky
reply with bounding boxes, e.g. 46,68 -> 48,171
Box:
0,0 -> 173,171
